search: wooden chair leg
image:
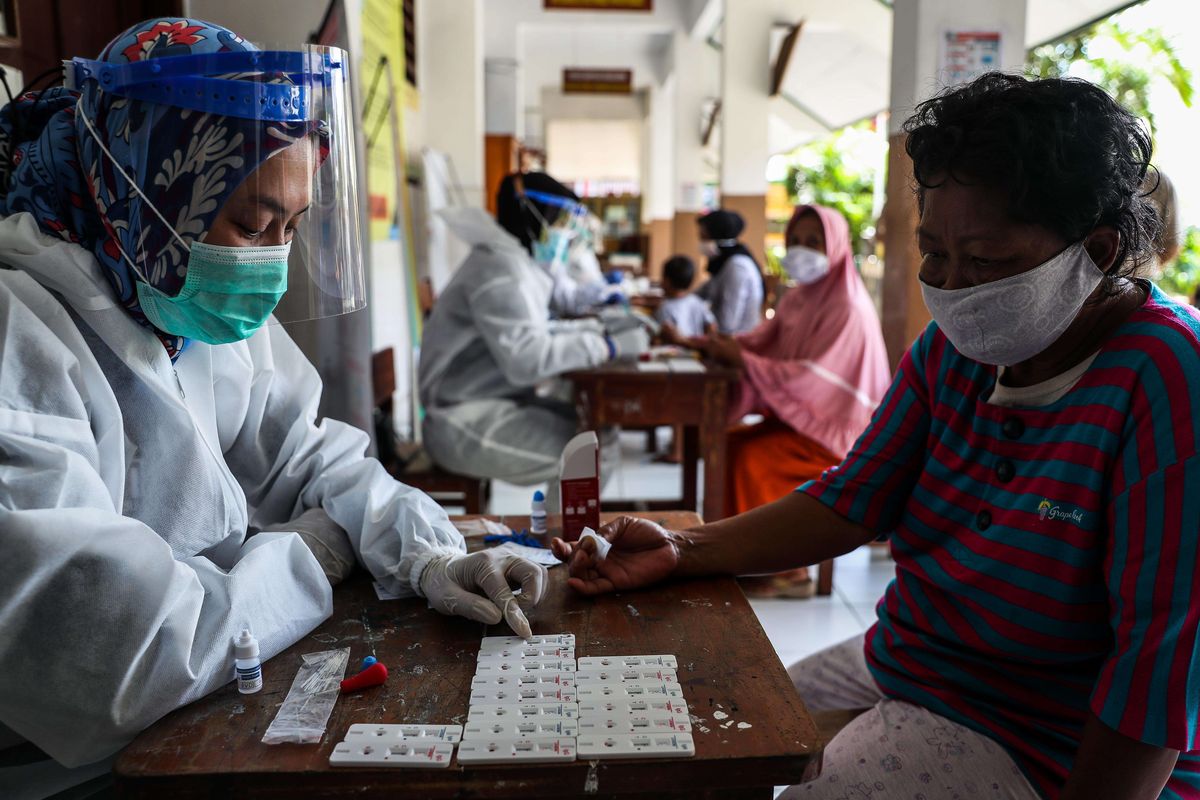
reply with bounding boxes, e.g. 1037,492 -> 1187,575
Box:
464,481 -> 484,515
645,427 -> 659,453
817,558 -> 834,596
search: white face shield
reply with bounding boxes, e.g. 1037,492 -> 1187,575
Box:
66,45 -> 366,327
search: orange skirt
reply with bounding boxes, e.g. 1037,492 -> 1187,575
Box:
725,418 -> 840,518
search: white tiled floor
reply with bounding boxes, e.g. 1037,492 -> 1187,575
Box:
483,429 -> 896,670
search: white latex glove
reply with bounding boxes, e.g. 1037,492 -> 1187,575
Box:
607,326 -> 651,360
262,508 -> 357,586
418,550 -> 549,639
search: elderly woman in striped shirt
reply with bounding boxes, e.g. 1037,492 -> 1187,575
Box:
554,73 -> 1199,800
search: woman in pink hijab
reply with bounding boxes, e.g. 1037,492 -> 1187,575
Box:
701,204 -> 891,597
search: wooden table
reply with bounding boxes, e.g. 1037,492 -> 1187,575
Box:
115,512 -> 819,799
568,362 -> 737,523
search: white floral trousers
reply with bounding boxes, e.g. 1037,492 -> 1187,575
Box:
781,636 -> 1043,800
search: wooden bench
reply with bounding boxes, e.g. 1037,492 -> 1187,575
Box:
372,348 -> 491,514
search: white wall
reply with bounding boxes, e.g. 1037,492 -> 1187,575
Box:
547,118 -> 643,184
184,0 -> 330,45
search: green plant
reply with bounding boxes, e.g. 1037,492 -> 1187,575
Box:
781,124 -> 883,252
1154,227 -> 1200,299
1027,19 -> 1193,135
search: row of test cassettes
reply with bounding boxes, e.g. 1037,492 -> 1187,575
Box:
329,632 -> 695,767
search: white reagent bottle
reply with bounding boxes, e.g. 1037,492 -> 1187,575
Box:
530,490 -> 548,535
233,628 -> 263,694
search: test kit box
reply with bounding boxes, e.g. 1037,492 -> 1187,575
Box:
559,431 -> 600,541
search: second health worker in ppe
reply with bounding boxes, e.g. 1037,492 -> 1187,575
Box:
0,17 -> 546,793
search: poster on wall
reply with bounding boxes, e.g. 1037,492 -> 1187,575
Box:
940,30 -> 1002,86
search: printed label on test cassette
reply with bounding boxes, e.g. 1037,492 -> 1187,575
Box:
576,681 -> 684,700
477,646 -> 575,661
467,703 -> 579,722
344,723 -> 462,744
468,686 -> 577,705
456,738 -> 577,764
577,655 -> 678,670
464,719 -> 579,740
329,740 -> 455,768
578,714 -> 692,734
471,672 -> 576,689
575,668 -> 678,685
578,698 -> 690,717
576,733 -> 695,760
474,658 -> 576,674
480,634 -> 575,650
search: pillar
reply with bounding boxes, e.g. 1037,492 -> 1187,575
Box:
881,0 -> 1028,367
718,0 -> 775,264
421,0 -> 485,206
644,75 -> 677,281
672,29 -> 717,281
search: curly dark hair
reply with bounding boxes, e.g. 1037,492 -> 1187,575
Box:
904,72 -> 1159,280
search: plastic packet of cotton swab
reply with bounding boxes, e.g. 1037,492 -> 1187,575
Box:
579,527 -> 611,561
262,647 -> 350,744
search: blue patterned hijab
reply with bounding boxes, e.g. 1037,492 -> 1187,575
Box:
0,18 -> 309,357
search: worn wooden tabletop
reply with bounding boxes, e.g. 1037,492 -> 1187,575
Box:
114,512 -> 818,799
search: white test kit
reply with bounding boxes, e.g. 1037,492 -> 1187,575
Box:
578,655 -> 678,669
464,719 -> 579,740
480,634 -> 575,649
576,733 -> 695,759
578,698 -> 689,717
468,686 -> 577,705
575,668 -> 678,685
329,740 -> 455,768
475,658 -> 576,674
577,682 -> 684,700
344,724 -> 462,744
471,672 -> 575,689
456,738 -> 577,764
577,715 -> 692,734
468,703 -> 580,721
477,646 -> 575,661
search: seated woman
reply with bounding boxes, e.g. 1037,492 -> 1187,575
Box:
703,204 -> 890,597
695,209 -> 764,334
419,172 -> 645,499
554,73 -> 1197,799
0,19 -> 545,795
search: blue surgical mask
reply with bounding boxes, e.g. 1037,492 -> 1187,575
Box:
136,241 -> 291,345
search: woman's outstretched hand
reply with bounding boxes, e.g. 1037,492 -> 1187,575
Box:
550,516 -> 684,595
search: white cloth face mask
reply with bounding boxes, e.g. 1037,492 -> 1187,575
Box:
920,241 -> 1105,366
782,245 -> 830,284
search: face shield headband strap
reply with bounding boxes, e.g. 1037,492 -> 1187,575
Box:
520,189 -> 587,241
64,49 -> 346,123
76,97 -> 191,285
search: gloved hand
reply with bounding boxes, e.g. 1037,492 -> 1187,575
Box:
418,550 -> 549,638
606,326 -> 651,360
262,508 -> 357,586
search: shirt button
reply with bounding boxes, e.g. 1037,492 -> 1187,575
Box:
1002,417 -> 1025,439
996,460 -> 1015,483
976,509 -> 992,530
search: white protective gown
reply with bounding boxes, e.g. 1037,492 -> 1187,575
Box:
418,208 -> 610,485
0,212 -> 465,776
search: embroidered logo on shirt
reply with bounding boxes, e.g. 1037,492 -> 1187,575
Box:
1038,498 -> 1085,525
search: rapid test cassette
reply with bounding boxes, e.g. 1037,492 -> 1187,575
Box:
576,733 -> 695,760
480,634 -> 575,650
468,686 -> 577,705
475,658 -> 576,674
577,715 -> 692,734
578,698 -> 689,717
576,655 -> 678,670
576,682 -> 685,700
470,672 -> 575,689
329,740 -> 455,768
574,668 -> 678,684
456,738 -> 577,764
343,724 -> 462,744
467,703 -> 580,722
477,645 -> 575,660
464,719 -> 579,740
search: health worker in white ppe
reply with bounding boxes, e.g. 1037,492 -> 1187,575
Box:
419,172 -> 647,498
0,18 -> 546,795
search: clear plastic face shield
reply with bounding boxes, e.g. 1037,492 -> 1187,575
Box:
522,189 -> 589,270
66,46 -> 365,333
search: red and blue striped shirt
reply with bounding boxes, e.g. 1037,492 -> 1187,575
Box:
802,284 -> 1200,798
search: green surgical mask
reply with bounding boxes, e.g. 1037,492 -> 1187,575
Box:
137,241 -> 291,345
